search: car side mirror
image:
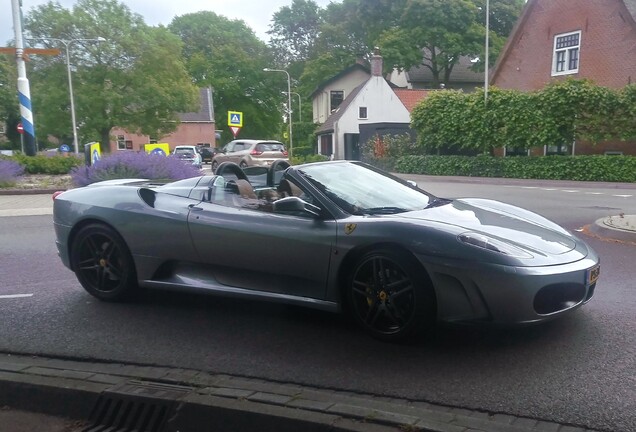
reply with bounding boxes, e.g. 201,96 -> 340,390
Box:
406,180 -> 418,188
273,196 -> 321,217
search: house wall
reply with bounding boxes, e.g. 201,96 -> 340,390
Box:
493,0 -> 636,91
312,69 -> 370,124
492,0 -> 636,156
108,122 -> 216,152
333,77 -> 410,160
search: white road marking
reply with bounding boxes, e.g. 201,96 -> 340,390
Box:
584,192 -> 604,195
612,194 -> 633,198
561,190 -> 579,193
543,188 -> 558,191
0,294 -> 34,299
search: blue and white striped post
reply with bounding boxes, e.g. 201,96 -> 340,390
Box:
11,0 -> 36,156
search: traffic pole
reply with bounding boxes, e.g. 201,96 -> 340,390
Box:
11,0 -> 37,156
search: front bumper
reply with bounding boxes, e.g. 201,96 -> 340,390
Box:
417,254 -> 599,324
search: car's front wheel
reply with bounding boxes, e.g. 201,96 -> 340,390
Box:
70,223 -> 137,302
348,248 -> 435,342
211,160 -> 219,172
239,161 -> 248,168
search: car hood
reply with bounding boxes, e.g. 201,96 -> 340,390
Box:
397,198 -> 577,256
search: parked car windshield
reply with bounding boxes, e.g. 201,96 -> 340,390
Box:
175,148 -> 195,156
298,162 -> 434,215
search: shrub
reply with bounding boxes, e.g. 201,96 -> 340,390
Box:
13,154 -> 84,174
291,153 -> 330,165
394,154 -> 636,182
0,158 -> 25,187
291,145 -> 314,157
360,134 -> 419,172
71,151 -> 203,187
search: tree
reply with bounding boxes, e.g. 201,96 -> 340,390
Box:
169,12 -> 282,143
24,0 -> 199,151
267,0 -> 323,65
378,0 -> 485,88
0,55 -> 21,149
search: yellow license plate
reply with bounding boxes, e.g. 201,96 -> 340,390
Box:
587,265 -> 600,285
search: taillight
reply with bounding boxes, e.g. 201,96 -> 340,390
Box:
250,149 -> 263,156
52,191 -> 65,200
282,150 -> 288,156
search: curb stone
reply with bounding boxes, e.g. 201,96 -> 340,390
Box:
0,353 -> 599,432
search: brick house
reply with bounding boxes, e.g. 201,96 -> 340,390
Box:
108,87 -> 216,153
491,0 -> 636,156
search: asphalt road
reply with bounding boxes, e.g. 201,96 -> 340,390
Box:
0,178 -> 635,432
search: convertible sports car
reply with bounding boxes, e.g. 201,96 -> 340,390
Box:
53,160 -> 600,341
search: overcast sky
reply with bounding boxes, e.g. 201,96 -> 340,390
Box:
1,0 -> 334,45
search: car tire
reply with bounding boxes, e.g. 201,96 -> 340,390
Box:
211,160 -> 219,173
239,161 -> 248,168
70,223 -> 138,302
347,248 -> 436,342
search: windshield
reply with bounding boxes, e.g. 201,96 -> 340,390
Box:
175,148 -> 195,156
298,162 -> 435,215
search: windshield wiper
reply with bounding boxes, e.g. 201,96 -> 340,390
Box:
361,206 -> 409,215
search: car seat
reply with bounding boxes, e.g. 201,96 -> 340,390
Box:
277,179 -> 303,198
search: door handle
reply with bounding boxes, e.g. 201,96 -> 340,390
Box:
188,204 -> 203,211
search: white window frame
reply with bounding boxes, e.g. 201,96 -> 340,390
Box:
552,30 -> 581,77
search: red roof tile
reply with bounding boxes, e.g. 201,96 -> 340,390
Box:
393,89 -> 429,112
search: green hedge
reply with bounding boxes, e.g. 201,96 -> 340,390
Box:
395,155 -> 636,182
10,154 -> 84,174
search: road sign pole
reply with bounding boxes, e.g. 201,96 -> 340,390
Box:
11,0 -> 36,156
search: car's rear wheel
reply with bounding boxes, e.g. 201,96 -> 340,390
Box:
239,161 -> 248,168
348,248 -> 435,342
211,160 -> 219,173
71,223 -> 137,302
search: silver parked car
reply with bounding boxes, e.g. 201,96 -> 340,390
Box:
52,161 -> 600,342
211,139 -> 288,172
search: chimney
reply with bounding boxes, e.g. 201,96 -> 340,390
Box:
370,47 -> 383,77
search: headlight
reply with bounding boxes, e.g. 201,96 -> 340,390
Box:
458,232 -> 533,258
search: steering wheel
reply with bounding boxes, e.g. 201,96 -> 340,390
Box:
214,161 -> 249,182
268,159 -> 291,186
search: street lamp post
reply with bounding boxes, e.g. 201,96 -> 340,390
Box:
484,0 -> 490,103
264,68 -> 293,159
30,37 -> 105,154
282,91 -> 302,122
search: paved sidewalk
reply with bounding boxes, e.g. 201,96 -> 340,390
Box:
0,194 -> 53,217
0,353 -> 601,432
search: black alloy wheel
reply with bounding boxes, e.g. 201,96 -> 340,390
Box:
71,224 -> 137,301
239,161 -> 248,168
211,160 -> 219,173
348,249 -> 435,341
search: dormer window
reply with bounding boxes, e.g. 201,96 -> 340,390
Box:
330,90 -> 344,112
552,31 -> 580,76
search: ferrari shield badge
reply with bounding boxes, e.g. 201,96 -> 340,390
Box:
344,223 -> 357,235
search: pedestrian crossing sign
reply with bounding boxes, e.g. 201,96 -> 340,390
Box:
228,111 -> 243,127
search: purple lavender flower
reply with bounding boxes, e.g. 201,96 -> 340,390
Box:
0,158 -> 25,187
70,151 -> 202,187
